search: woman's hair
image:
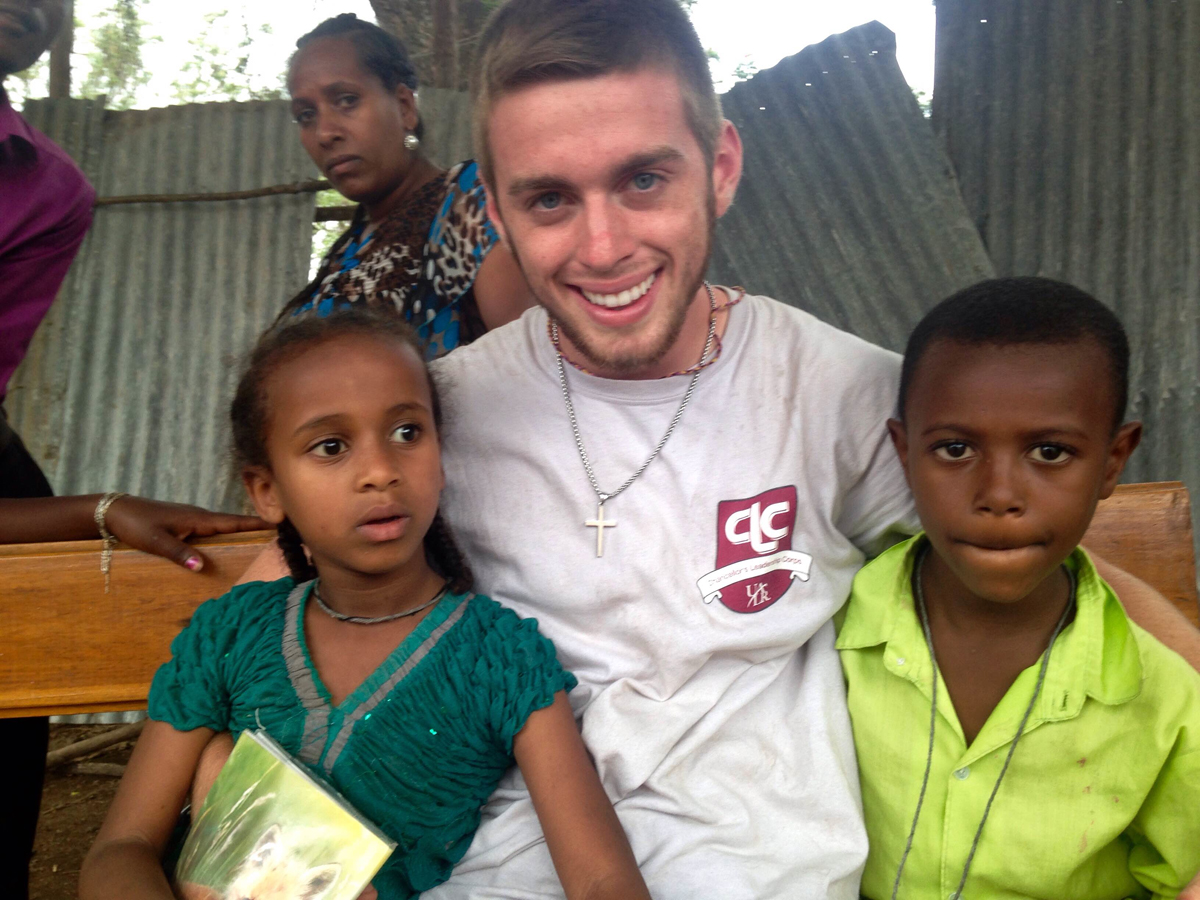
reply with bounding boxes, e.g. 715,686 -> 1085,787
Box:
291,13 -> 426,140
230,308 -> 473,593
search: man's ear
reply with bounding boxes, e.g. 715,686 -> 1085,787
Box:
1099,421 -> 1143,500
242,467 -> 286,525
482,181 -> 509,245
886,418 -> 912,481
712,120 -> 744,219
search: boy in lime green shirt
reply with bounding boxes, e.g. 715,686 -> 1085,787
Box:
838,277 -> 1200,899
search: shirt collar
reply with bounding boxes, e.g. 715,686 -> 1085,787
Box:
837,534 -> 1143,709
0,86 -> 38,148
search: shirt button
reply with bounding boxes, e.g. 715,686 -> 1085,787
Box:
954,766 -> 970,780
895,657 -> 906,666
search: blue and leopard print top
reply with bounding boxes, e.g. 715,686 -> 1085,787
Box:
282,161 -> 500,359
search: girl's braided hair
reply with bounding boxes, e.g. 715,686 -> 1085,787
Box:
230,308 -> 473,594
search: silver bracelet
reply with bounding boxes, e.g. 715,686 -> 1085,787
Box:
94,491 -> 128,593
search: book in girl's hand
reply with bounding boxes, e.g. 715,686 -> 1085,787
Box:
174,729 -> 395,900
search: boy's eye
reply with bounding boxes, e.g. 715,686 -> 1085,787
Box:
933,442 -> 975,461
293,108 -> 315,126
391,423 -> 420,444
630,172 -> 659,191
534,192 -> 562,211
336,94 -> 358,109
311,438 -> 345,458
1029,444 -> 1071,464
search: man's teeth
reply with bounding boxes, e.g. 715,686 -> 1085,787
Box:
581,273 -> 656,309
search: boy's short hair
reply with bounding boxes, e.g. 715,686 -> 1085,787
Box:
899,277 -> 1130,428
472,0 -> 723,187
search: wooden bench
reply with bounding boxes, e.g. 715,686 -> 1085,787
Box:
1,483 -> 1198,719
0,530 -> 274,719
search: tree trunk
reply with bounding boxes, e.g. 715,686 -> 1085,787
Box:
369,0 -> 490,91
430,0 -> 458,89
48,0 -> 74,99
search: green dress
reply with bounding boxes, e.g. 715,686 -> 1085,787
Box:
148,578 -> 576,899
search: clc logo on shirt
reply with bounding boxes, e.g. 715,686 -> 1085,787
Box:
697,486 -> 813,613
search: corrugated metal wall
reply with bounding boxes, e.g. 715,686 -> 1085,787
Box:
935,0 -> 1200,499
709,21 -> 995,352
7,99 -> 317,512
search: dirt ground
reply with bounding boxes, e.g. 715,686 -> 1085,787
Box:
31,725 -> 135,900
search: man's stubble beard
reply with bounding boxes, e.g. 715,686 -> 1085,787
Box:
503,191 -> 717,377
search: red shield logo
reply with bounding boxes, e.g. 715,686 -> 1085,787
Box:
697,486 -> 812,613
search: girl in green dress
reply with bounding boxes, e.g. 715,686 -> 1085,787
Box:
80,309 -> 650,900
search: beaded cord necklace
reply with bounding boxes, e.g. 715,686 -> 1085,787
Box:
891,545 -> 1076,900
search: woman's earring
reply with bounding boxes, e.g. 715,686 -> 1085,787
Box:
404,133 -> 420,151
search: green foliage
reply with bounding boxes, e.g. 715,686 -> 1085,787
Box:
5,57 -> 46,105
731,57 -> 758,81
80,0 -> 154,110
311,190 -> 350,281
913,89 -> 932,118
172,11 -> 283,104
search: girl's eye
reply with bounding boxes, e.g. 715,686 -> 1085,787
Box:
391,423 -> 420,444
534,192 -> 562,211
630,172 -> 659,191
933,442 -> 975,461
311,438 -> 345,458
1030,444 -> 1071,464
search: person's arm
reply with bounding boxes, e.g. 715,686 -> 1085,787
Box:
472,239 -> 535,332
1181,873 -> 1200,899
0,495 -> 266,571
79,720 -> 215,900
515,693 -> 651,900
1089,552 -> 1200,672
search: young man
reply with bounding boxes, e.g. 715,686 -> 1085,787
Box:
2,2 -> 93,896
841,278 -> 1200,898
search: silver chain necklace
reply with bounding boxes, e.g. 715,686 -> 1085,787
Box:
891,545 -> 1075,900
312,580 -> 448,625
553,282 -> 718,557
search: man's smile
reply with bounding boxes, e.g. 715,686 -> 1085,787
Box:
578,271 -> 658,309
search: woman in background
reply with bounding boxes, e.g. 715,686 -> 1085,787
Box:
282,13 -> 530,357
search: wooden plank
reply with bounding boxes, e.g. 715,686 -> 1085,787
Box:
1084,481 -> 1200,627
0,530 -> 274,718
1,481 -> 1195,719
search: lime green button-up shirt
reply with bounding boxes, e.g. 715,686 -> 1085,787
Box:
838,536 -> 1200,900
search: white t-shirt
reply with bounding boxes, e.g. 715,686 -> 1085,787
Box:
425,292 -> 917,899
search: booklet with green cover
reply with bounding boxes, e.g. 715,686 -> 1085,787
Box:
174,729 -> 396,900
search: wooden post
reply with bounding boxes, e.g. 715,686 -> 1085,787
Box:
48,0 -> 74,99
430,0 -> 458,89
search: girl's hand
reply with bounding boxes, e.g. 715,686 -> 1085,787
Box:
104,496 -> 267,572
515,693 -> 651,900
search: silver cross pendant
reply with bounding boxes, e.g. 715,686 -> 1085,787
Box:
585,500 -> 617,557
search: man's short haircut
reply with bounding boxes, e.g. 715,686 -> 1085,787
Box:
899,277 -> 1131,428
472,0 -> 723,187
